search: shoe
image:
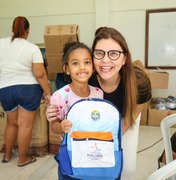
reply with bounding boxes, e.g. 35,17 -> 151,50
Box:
18,156 -> 36,167
2,155 -> 10,163
158,151 -> 166,169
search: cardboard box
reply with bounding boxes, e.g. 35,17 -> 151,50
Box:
46,69 -> 57,81
44,24 -> 79,54
133,60 -> 169,89
44,24 -> 80,80
148,71 -> 169,89
0,105 -> 7,152
148,104 -> 176,126
29,100 -> 49,156
48,123 -> 62,154
46,54 -> 63,73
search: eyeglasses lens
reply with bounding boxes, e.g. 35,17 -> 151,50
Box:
94,50 -> 122,61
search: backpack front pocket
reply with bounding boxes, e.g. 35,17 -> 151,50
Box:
71,131 -> 115,168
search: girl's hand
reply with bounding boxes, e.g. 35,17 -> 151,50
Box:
61,119 -> 72,133
46,104 -> 58,122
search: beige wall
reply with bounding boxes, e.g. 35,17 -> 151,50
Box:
0,0 -> 95,46
0,0 -> 176,97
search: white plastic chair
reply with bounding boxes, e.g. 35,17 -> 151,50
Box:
160,113 -> 176,164
147,159 -> 176,180
147,113 -> 176,180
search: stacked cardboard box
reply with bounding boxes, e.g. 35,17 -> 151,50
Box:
147,71 -> 169,89
44,24 -> 80,80
48,123 -> 62,154
0,105 -> 6,152
29,100 -> 49,156
148,98 -> 176,126
133,60 -> 169,89
147,70 -> 170,126
140,70 -> 169,125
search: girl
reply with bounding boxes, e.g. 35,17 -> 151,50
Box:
49,41 -> 103,132
48,41 -> 103,180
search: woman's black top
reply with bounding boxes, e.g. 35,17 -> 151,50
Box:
89,71 -> 152,117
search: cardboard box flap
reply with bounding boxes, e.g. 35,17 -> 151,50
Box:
44,24 -> 79,36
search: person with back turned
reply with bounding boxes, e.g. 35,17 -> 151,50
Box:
0,16 -> 50,167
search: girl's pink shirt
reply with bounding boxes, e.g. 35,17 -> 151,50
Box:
50,84 -> 103,121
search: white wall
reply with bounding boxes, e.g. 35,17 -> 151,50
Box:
107,0 -> 176,98
0,0 -> 176,97
0,0 -> 95,46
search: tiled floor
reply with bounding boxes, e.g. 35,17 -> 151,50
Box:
135,126 -> 164,180
0,125 -> 175,180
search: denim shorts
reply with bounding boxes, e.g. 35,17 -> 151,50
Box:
0,84 -> 43,112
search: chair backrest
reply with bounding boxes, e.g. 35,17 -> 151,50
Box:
160,113 -> 176,164
147,159 -> 176,180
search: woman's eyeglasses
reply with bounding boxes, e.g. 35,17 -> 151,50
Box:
93,49 -> 127,61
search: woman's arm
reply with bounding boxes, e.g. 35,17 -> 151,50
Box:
32,63 -> 51,104
134,103 -> 145,118
122,103 -> 145,134
122,118 -> 130,134
46,104 -> 58,122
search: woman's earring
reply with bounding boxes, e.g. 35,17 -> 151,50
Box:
67,72 -> 70,75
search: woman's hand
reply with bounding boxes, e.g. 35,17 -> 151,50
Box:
61,119 -> 72,133
122,118 -> 130,134
44,94 -> 51,107
46,104 -> 58,122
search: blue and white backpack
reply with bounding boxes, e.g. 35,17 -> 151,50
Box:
54,98 -> 123,180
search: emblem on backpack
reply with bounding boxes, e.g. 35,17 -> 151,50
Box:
91,110 -> 100,121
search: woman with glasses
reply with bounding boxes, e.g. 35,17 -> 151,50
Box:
89,27 -> 151,180
46,27 -> 152,180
